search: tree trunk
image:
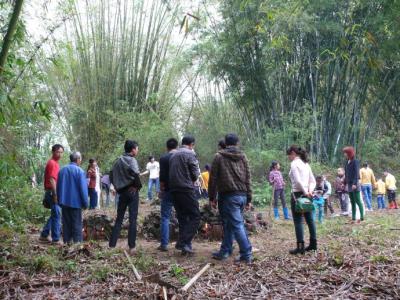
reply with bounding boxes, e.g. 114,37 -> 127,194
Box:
0,0 -> 24,75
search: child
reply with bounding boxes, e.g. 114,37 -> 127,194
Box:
375,178 -> 386,209
313,176 -> 327,223
384,170 -> 398,209
334,168 -> 349,216
268,161 -> 290,220
323,175 -> 337,217
200,164 -> 210,198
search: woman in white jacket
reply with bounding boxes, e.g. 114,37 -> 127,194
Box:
287,145 -> 317,255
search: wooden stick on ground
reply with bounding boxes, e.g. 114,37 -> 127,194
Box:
124,250 -> 142,281
181,263 -> 211,292
163,286 -> 168,300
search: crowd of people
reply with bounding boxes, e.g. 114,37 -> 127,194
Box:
38,137 -> 397,262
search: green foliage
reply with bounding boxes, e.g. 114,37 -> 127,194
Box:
170,264 -> 189,285
0,174 -> 47,231
251,182 -> 272,208
132,248 -> 156,272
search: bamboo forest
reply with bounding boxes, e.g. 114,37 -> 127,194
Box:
1,0 -> 399,298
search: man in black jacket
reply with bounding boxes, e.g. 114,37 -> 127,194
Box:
169,135 -> 200,255
109,140 -> 142,255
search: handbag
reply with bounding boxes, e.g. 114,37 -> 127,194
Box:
295,196 -> 314,213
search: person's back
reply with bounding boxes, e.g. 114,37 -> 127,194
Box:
208,147 -> 251,199
58,163 -> 88,209
360,166 -> 376,185
168,135 -> 200,255
376,179 -> 386,195
111,154 -> 141,192
169,147 -> 199,192
208,133 -> 252,263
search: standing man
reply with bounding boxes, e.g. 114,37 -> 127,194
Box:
209,133 -> 253,264
360,162 -> 376,211
169,135 -> 201,255
109,140 -> 142,255
57,152 -> 88,244
39,144 -> 64,244
141,156 -> 160,201
384,170 -> 398,209
157,138 -> 179,251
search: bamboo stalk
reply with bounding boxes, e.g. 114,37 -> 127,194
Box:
181,263 -> 211,292
123,250 -> 142,281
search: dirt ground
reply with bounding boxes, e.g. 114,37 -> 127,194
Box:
1,202 -> 400,299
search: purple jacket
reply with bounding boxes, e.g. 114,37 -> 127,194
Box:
269,170 -> 285,190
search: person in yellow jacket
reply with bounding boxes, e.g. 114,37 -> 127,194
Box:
359,162 -> 376,211
384,170 -> 398,209
375,178 -> 386,209
200,164 -> 210,198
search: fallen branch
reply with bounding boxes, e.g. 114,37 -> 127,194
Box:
124,250 -> 142,281
181,263 -> 211,292
163,286 -> 168,300
20,278 -> 72,289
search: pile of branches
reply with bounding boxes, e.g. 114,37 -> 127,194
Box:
82,211 -> 114,241
141,203 -> 268,241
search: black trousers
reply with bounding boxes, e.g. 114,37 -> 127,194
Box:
62,206 -> 83,243
172,191 -> 200,248
109,189 -> 139,249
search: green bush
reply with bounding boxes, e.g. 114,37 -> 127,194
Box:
0,175 -> 47,231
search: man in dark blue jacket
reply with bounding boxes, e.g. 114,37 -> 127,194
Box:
57,151 -> 88,244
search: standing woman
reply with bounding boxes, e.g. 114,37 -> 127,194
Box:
342,147 -> 364,223
287,146 -> 317,255
87,158 -> 98,210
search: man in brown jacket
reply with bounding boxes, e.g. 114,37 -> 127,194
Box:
209,133 -> 252,263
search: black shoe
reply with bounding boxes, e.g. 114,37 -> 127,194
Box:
182,245 -> 194,255
175,243 -> 184,251
289,242 -> 305,255
212,251 -> 230,261
157,245 -> 168,252
305,239 -> 317,252
234,255 -> 252,264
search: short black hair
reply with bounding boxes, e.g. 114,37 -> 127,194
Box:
166,138 -> 178,150
316,175 -> 323,181
124,140 -> 139,153
148,155 -> 154,161
89,158 -> 96,164
182,135 -> 195,146
363,162 -> 368,167
225,133 -> 239,146
218,139 -> 226,149
52,144 -> 64,152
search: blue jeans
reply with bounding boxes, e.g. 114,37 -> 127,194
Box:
89,188 -> 98,209
62,206 -> 83,243
312,197 -> 325,223
377,195 -> 386,209
160,191 -> 173,247
291,192 -> 317,243
218,197 -> 234,255
220,194 -> 252,260
41,201 -> 61,242
147,178 -> 160,200
361,184 -> 372,210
